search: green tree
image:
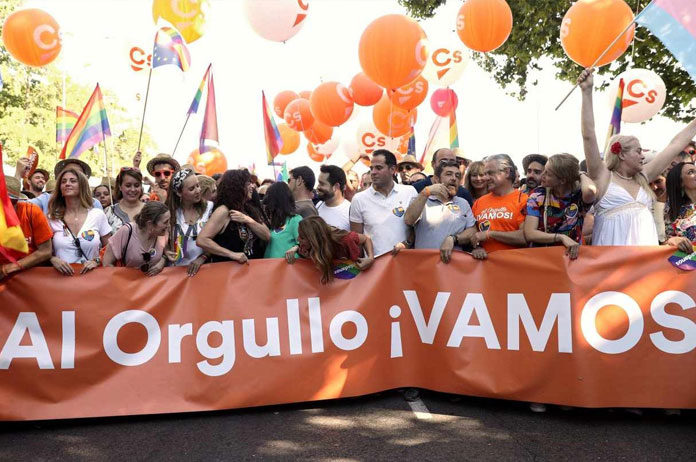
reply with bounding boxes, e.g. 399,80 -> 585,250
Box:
0,0 -> 155,179
400,0 -> 696,122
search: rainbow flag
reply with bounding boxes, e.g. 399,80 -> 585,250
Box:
188,64 -> 211,115
59,84 -> 111,160
0,144 -> 28,263
152,27 -> 191,72
56,107 -> 78,144
407,129 -> 416,156
636,0 -> 696,82
449,111 -> 459,149
200,71 -> 219,153
262,91 -> 283,165
604,78 -> 625,155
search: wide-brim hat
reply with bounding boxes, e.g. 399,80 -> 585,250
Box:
54,158 -> 92,178
5,176 -> 28,200
397,154 -> 424,170
32,168 -> 50,181
146,153 -> 180,175
45,179 -> 57,192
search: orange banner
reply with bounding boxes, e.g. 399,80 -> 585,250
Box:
1,247 -> 695,421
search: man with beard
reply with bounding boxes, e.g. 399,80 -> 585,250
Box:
146,153 -> 180,202
288,166 -> 318,218
25,168 -> 49,198
350,149 -> 417,256
316,165 -> 351,231
411,148 -> 475,206
520,154 -> 548,193
396,155 -> 424,185
405,160 -> 484,262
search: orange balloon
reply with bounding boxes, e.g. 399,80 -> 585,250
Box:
307,144 -> 328,163
274,90 -> 299,119
187,148 -> 227,176
310,82 -> 354,127
560,0 -> 635,67
278,124 -> 300,155
397,135 -> 410,155
350,73 -> 383,107
299,90 -> 312,100
283,98 -> 314,131
456,0 -> 513,53
373,94 -> 418,138
2,9 -> 62,67
359,14 -> 429,89
389,74 -> 429,111
303,121 -> 333,145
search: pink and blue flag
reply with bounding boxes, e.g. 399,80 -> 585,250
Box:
636,0 -> 696,81
200,70 -> 219,153
152,27 -> 191,72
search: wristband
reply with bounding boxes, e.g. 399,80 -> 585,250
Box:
423,187 -> 431,197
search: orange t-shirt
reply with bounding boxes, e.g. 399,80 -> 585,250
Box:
0,202 -> 53,264
472,190 -> 528,253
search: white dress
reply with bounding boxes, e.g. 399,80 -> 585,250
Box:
592,181 -> 658,246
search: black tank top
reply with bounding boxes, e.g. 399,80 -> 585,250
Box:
210,220 -> 266,262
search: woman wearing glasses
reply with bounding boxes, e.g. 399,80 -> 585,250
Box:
48,168 -> 112,275
104,167 -> 144,234
102,201 -> 170,275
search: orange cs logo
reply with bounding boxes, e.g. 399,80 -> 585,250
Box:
432,48 -> 464,79
130,47 -> 152,72
623,79 -> 658,108
361,132 -> 387,154
294,0 -> 309,27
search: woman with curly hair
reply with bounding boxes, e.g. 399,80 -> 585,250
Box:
463,161 -> 488,201
664,162 -> 696,253
262,182 -> 302,258
286,216 -> 374,284
164,168 -> 213,276
197,169 -> 270,264
578,68 -> 696,245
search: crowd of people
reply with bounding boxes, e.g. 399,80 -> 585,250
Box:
3,68 -> 696,290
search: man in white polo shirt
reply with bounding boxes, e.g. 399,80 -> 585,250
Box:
350,149 -> 418,257
316,165 -> 351,231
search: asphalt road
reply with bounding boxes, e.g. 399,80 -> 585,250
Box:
1,390 -> 694,461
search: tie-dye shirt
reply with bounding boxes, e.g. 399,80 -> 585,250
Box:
666,202 -> 696,242
526,187 -> 591,246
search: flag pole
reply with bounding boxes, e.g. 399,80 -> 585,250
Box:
137,68 -> 153,151
102,125 -> 114,208
554,1 -> 653,111
172,112 -> 192,157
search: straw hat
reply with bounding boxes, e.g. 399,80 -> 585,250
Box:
146,153 -> 180,175
5,176 -> 28,200
45,179 -> 57,192
54,158 -> 92,178
31,168 -> 50,181
397,155 -> 424,170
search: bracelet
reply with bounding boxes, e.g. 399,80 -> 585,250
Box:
16,260 -> 24,270
423,186 -> 431,196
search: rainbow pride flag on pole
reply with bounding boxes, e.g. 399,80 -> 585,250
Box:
604,78 -> 625,156
262,91 -> 283,165
0,144 -> 28,263
188,64 -> 211,115
449,110 -> 459,149
636,0 -> 696,82
56,107 -> 78,144
152,27 -> 191,72
59,84 -> 111,160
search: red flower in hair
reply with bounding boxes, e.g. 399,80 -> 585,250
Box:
611,142 -> 622,154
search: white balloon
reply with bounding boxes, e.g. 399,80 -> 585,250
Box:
243,0 -> 310,42
316,134 -> 340,155
421,42 -> 470,87
608,69 -> 667,124
356,120 -> 400,156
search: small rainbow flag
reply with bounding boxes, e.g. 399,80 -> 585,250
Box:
56,106 -> 78,144
152,27 -> 191,72
262,90 -> 283,165
59,84 -> 111,160
449,110 -> 459,149
604,78 -> 624,156
0,144 -> 28,263
188,64 -> 211,115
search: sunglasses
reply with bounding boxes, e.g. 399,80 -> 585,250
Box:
398,165 -> 415,172
154,170 -> 173,178
140,250 -> 152,273
688,149 -> 696,155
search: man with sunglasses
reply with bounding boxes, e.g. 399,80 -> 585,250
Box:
683,141 -> 696,162
396,155 -> 424,185
411,148 -> 475,206
146,153 -> 180,202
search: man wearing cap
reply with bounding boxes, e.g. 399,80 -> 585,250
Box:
411,148 -> 475,206
1,176 -> 53,279
30,158 -> 103,214
146,153 -> 180,202
397,155 -> 424,185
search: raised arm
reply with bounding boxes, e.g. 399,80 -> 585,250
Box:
579,68 -> 610,193
644,119 -> 696,182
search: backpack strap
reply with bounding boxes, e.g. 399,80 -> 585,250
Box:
122,223 -> 133,264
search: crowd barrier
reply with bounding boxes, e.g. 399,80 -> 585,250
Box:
1,247 -> 695,421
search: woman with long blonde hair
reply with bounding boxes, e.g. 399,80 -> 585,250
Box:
286,216 -> 374,284
578,68 -> 696,245
463,161 -> 488,200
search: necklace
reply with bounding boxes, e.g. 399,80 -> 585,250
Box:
613,171 -> 634,181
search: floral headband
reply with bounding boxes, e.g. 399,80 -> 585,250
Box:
172,168 -> 193,192
611,142 -> 622,155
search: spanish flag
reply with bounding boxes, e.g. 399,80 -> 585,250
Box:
0,144 -> 28,262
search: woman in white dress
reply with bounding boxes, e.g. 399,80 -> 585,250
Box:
579,68 -> 696,245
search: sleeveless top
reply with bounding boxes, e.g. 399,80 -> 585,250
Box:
592,180 -> 658,246
211,219 -> 266,262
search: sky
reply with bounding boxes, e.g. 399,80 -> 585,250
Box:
14,0 -> 690,180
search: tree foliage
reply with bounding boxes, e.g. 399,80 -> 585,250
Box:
400,0 -> 696,122
0,0 -> 155,178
